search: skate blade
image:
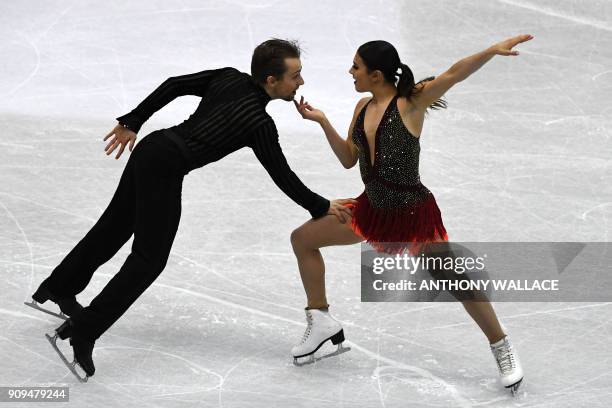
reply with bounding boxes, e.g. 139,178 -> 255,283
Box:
45,333 -> 89,383
25,301 -> 68,320
293,344 -> 351,367
507,378 -> 523,396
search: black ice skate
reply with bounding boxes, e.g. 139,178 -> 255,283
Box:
46,319 -> 95,382
25,281 -> 83,320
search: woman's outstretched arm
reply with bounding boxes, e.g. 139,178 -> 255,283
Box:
413,34 -> 534,110
294,96 -> 368,169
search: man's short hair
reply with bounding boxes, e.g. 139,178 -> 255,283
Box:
251,38 -> 301,84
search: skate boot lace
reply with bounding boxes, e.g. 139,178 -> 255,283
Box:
299,312 -> 313,344
493,341 -> 516,374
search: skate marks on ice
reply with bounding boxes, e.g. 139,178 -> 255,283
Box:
88,270 -> 524,405
0,306 -> 53,324
365,350 -> 474,408
131,279 -> 483,407
33,271 -> 467,404
7,259 -> 525,405
96,345 -> 225,393
0,199 -> 37,311
498,0 -> 612,32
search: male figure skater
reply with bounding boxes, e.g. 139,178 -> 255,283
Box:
26,39 -> 355,381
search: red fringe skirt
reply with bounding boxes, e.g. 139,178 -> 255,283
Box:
349,190 -> 448,255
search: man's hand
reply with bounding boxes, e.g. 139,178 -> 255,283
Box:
491,34 -> 533,56
328,198 -> 358,223
104,123 -> 137,159
294,96 -> 326,124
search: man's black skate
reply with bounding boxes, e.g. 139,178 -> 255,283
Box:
25,281 -> 83,320
46,319 -> 95,382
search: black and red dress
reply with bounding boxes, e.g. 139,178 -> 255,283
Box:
350,95 -> 448,254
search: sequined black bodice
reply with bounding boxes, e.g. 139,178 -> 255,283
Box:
352,95 -> 431,209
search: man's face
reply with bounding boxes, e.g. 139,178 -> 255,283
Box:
267,58 -> 304,101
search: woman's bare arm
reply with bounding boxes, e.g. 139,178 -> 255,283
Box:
294,96 -> 369,169
413,34 -> 534,110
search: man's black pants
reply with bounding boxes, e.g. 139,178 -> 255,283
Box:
45,129 -> 187,341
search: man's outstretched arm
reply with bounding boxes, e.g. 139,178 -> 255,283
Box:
116,67 -> 231,133
105,67 -> 232,159
250,121 -> 355,221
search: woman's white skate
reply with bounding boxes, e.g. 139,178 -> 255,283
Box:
292,309 -> 350,366
490,335 -> 524,396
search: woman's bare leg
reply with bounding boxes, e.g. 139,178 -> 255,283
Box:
462,300 -> 506,343
290,215 -> 363,309
425,240 -> 506,343
291,223 -> 506,342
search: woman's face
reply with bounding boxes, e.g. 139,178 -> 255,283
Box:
349,53 -> 373,93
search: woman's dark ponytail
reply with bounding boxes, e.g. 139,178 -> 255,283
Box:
396,62 -> 415,99
397,62 -> 447,111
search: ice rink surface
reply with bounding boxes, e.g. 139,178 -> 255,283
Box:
1,0 -> 611,407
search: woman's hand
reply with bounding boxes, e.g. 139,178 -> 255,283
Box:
104,123 -> 137,159
328,198 -> 358,224
491,34 -> 534,56
294,96 -> 326,124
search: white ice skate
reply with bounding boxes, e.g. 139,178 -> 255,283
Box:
292,309 -> 350,366
490,335 -> 524,395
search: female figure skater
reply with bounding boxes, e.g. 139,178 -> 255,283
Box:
290,34 -> 533,394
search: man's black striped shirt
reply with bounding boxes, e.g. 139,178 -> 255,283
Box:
116,67 -> 329,218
